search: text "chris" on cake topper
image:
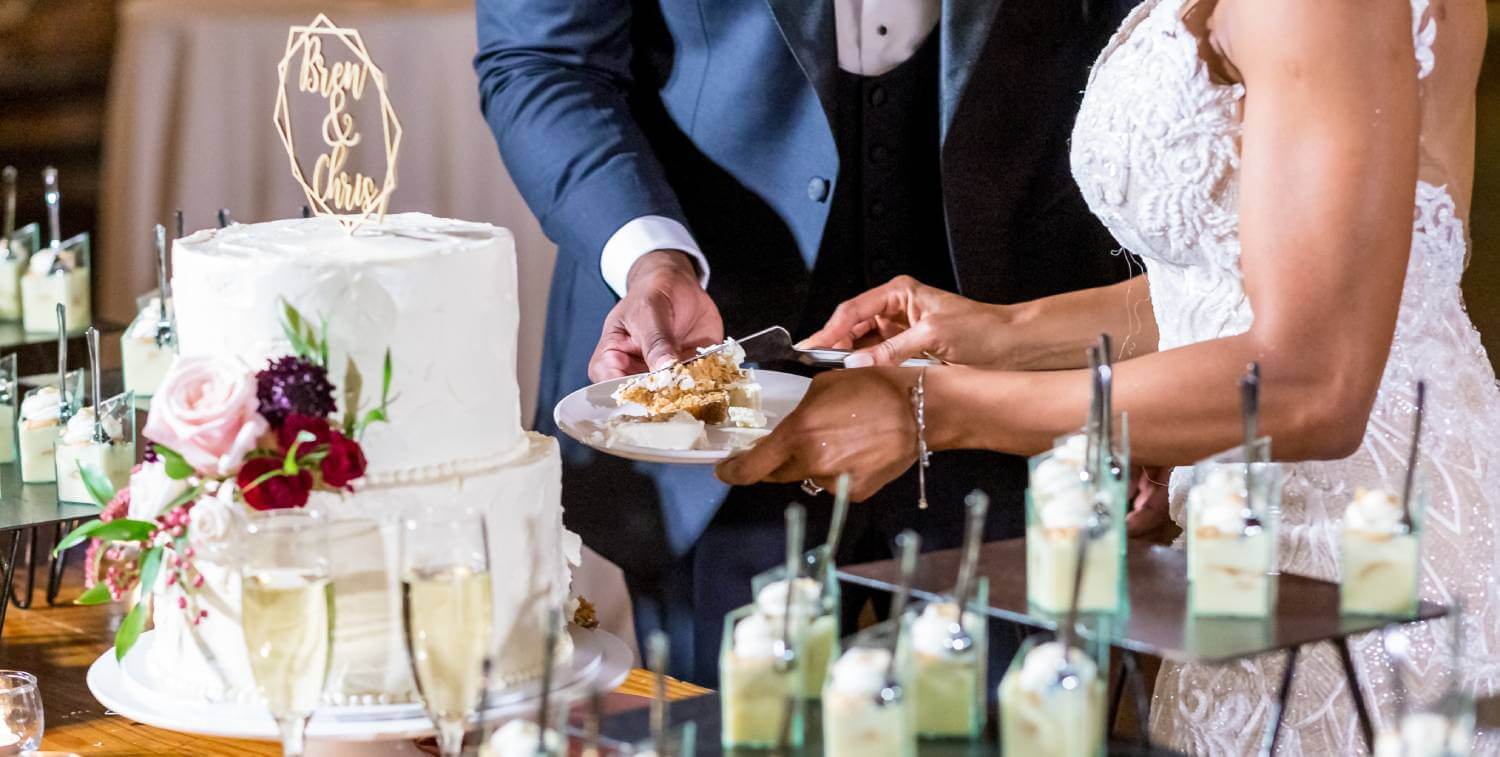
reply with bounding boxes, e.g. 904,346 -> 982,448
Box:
274,14 -> 403,232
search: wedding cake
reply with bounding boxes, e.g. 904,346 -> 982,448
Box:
150,212 -> 578,704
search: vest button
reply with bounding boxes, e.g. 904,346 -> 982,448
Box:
869,144 -> 889,163
807,177 -> 830,203
868,85 -> 887,106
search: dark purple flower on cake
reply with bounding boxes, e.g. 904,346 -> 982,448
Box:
256,356 -> 336,427
141,440 -> 158,463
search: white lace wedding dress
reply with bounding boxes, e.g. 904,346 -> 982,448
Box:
1071,0 -> 1500,754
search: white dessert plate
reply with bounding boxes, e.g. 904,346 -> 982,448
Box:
87,627 -> 633,744
553,370 -> 812,464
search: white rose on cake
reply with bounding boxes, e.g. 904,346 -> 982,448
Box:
189,481 -> 245,557
127,461 -> 190,522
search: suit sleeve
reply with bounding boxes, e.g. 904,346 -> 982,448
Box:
474,0 -> 695,281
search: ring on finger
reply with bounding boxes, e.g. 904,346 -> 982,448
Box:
801,478 -> 826,497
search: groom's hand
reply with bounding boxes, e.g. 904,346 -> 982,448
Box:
589,250 -> 725,382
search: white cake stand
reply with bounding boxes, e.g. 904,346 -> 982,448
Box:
87,627 -> 633,756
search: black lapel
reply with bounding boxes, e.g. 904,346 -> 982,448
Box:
764,0 -> 839,120
940,0 -> 1004,143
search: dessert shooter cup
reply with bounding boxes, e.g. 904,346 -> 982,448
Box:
911,577 -> 988,740
821,617 -> 916,757
749,543 -> 840,698
55,391 -> 136,503
122,292 -> 176,400
1375,626 -> 1476,756
1186,437 -> 1283,618
629,721 -> 697,757
21,232 -> 90,334
0,222 -> 39,322
1340,489 -> 1423,617
1025,423 -> 1129,616
17,370 -> 81,484
0,354 -> 18,464
999,634 -> 1109,757
719,603 -> 805,748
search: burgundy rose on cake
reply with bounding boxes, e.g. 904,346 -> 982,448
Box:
55,301 -> 393,660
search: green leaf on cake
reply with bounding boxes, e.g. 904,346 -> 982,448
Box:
73,582 -> 113,606
343,355 -> 363,437
136,546 -> 164,598
165,483 -> 204,512
52,517 -> 155,556
318,315 -> 331,368
381,349 -> 393,405
78,461 -> 117,507
114,601 -> 148,661
155,444 -> 195,480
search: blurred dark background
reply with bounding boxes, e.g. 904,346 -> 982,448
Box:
0,0 -> 1496,363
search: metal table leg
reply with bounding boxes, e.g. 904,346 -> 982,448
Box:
46,520 -> 73,605
1337,636 -> 1376,751
7,527 -> 38,610
1124,650 -> 1153,747
1261,646 -> 1301,757
0,530 -> 21,637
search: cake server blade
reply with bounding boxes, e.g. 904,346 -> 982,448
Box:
672,325 -> 938,371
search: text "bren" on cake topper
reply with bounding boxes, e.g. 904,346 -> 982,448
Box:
273,14 -> 403,233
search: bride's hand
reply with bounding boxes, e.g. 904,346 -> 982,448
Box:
800,276 -> 1012,368
715,367 -> 920,501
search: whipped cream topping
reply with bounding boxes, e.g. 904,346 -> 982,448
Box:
732,611 -> 779,659
829,647 -> 892,695
26,246 -> 80,276
1190,468 -> 1249,536
1345,488 -> 1408,534
754,577 -> 822,619
1031,434 -> 1089,499
910,602 -> 981,657
20,386 -> 62,425
128,297 -> 172,339
60,406 -> 124,445
1015,641 -> 1098,692
728,406 -> 767,429
483,718 -> 564,757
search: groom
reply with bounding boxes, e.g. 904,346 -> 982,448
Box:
476,0 -> 1137,684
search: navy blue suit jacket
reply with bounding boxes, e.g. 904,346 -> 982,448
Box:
476,0 -> 1139,577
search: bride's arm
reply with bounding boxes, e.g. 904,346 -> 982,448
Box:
719,0 -> 1420,497
928,0 -> 1420,465
801,274 -> 1158,371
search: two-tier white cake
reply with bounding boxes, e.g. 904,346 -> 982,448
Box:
154,212 -> 578,704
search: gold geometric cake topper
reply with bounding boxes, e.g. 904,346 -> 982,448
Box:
273,14 -> 402,233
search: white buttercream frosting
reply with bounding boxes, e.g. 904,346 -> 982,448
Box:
189,483 -> 245,555
172,213 -> 524,476
829,648 -> 892,695
129,462 -> 188,522
1345,488 -> 1407,534
20,386 -> 62,426
1015,641 -> 1098,692
1190,468 -> 1249,536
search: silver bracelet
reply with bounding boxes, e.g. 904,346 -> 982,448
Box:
911,368 -> 931,510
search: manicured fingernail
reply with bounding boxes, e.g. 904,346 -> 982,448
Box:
844,353 -> 874,368
794,339 -> 812,349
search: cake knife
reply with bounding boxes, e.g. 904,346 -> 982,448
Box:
667,325 -> 939,373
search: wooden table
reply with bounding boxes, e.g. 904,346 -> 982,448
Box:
3,559 -> 705,755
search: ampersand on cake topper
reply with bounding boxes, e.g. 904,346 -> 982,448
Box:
273,14 -> 402,233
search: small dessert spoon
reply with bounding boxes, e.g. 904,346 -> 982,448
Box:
1398,380 -> 1426,534
945,490 -> 989,654
877,530 -> 920,707
153,224 -> 173,347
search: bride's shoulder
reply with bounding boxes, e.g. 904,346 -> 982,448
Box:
1206,0 -> 1418,83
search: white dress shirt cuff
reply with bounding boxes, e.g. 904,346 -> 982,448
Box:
600,216 -> 711,296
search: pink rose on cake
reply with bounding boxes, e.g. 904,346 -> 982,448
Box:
143,356 -> 270,476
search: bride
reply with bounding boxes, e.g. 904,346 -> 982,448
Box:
718,0 -> 1493,753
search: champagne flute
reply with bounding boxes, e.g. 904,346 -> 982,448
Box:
400,508 -> 494,757
240,509 -> 334,757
